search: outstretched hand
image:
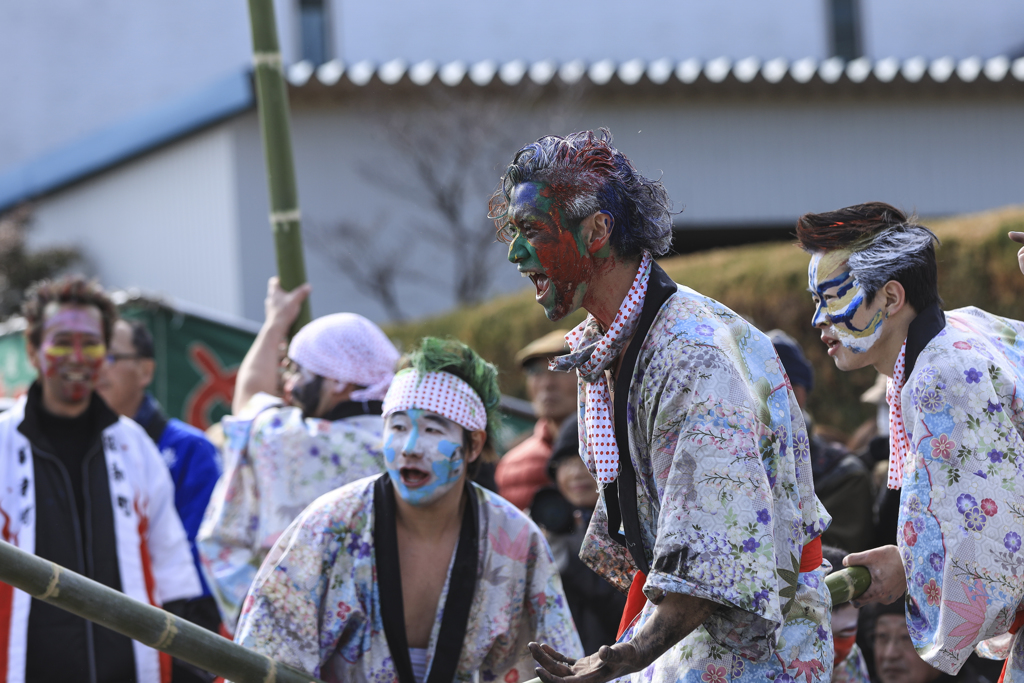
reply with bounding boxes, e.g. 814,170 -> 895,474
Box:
1010,232 -> 1024,276
529,641 -> 645,683
844,545 -> 906,607
264,276 -> 311,331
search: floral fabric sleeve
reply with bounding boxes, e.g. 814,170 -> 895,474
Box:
638,342 -> 790,653
234,491 -> 367,678
196,413 -> 261,630
899,345 -> 1024,674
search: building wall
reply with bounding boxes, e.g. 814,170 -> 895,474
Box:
28,125 -> 244,316
862,0 -> 1024,59
570,95 -> 1024,225
334,0 -> 828,64
7,0 -> 1024,180
222,86 -> 1024,324
0,0 -> 289,174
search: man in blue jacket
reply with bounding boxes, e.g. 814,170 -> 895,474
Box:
98,319 -> 222,643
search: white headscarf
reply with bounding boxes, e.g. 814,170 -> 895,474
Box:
288,313 -> 399,401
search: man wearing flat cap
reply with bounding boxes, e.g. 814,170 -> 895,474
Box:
495,330 -> 579,509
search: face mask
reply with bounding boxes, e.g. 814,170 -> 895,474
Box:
833,633 -> 857,664
383,409 -> 466,506
287,362 -> 324,418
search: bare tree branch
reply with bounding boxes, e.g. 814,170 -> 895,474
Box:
0,204 -> 81,318
317,85 -> 586,312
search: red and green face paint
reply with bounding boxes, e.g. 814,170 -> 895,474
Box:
37,304 -> 106,404
504,181 -> 601,321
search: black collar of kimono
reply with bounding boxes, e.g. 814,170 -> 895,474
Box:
903,303 -> 946,378
321,399 -> 384,422
603,260 -> 678,576
372,474 -> 479,683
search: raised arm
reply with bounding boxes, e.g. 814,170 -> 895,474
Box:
233,277 -> 311,414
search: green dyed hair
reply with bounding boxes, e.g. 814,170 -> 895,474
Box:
401,337 -> 502,457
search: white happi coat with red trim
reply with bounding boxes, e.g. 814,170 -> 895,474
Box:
0,396 -> 201,683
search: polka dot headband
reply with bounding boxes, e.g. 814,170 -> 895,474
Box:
382,369 -> 488,432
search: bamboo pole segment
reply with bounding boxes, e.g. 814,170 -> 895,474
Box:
247,0 -> 312,334
826,565 -> 872,606
521,566 -> 872,683
0,541 -> 323,683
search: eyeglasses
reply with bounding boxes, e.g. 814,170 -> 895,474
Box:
106,353 -> 143,363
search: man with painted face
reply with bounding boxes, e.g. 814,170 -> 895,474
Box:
490,129 -> 832,683
797,202 -> 1024,681
0,276 -> 201,683
234,337 -> 582,682
197,276 -> 398,631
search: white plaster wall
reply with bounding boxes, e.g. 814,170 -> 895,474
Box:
861,0 -> 1024,59
0,0 -> 292,173
29,126 -> 244,317
333,0 -> 828,64
225,90 -> 1024,325
570,98 -> 1024,224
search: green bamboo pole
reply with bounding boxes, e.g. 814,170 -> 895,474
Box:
0,541 -> 323,683
247,0 -> 312,334
521,566 -> 872,683
826,565 -> 872,606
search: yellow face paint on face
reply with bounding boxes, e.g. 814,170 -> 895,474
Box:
44,342 -> 106,360
808,249 -> 887,353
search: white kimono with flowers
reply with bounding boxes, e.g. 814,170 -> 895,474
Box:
895,306 -> 1024,679
234,476 -> 582,683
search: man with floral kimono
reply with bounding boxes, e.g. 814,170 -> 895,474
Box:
490,129 -> 832,682
797,202 -> 1024,680
234,338 -> 582,683
197,277 -> 399,629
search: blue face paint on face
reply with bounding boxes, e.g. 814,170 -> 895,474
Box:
808,252 -> 886,354
383,409 -> 466,507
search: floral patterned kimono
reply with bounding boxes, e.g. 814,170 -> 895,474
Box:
234,475 -> 582,683
197,393 -> 385,628
893,305 -> 1024,679
579,263 -> 833,682
831,645 -> 870,683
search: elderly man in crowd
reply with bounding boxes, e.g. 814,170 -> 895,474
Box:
495,330 -> 577,509
197,277 -> 398,630
0,276 -> 199,683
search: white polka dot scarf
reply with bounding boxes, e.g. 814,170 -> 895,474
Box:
550,252 -> 653,484
886,341 -> 909,489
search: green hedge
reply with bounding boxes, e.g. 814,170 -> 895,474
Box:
386,206 -> 1024,434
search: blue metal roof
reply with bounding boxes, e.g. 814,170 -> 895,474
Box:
0,69 -> 253,212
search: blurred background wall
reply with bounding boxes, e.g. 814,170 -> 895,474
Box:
2,0 -> 1023,325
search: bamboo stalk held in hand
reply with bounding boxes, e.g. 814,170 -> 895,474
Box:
247,0 -> 312,334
